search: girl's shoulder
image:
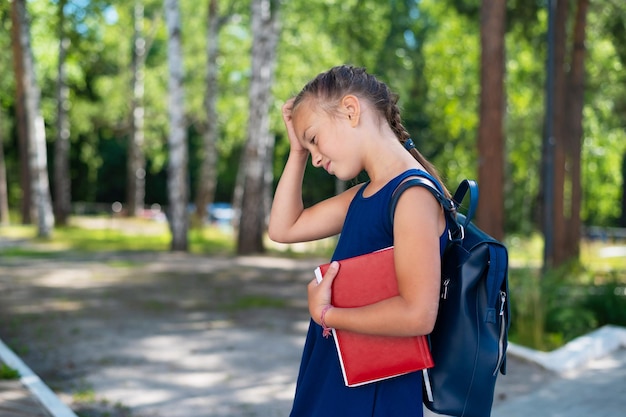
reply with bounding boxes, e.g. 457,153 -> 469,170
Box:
395,168 -> 444,193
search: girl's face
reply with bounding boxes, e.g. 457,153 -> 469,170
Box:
292,99 -> 362,181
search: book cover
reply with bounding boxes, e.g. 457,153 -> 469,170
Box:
315,246 -> 434,387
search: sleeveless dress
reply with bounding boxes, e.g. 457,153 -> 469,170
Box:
289,169 -> 449,417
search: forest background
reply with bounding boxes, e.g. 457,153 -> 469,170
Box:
1,0 -> 626,348
2,0 -> 626,244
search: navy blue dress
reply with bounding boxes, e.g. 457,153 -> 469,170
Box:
289,169 -> 448,417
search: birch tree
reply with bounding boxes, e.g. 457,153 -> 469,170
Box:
127,0 -> 147,217
12,0 -> 54,237
54,0 -> 71,226
164,0 -> 189,251
193,0 -> 225,225
236,0 -> 280,254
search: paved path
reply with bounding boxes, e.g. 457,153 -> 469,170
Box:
0,337 -> 75,417
0,379 -> 53,417
492,347 -> 626,417
1,247 -> 625,416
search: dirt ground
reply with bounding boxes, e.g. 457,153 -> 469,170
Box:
0,243 -> 554,417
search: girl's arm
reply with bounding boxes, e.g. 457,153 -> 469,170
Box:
308,185 -> 444,337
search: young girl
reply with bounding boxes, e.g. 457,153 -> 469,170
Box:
268,65 -> 450,417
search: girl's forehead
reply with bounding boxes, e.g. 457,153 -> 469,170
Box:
293,100 -> 319,123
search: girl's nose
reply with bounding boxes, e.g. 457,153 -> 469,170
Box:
312,153 -> 323,168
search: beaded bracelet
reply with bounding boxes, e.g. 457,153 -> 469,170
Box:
320,305 -> 333,338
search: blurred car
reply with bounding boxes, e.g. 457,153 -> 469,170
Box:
208,202 -> 236,225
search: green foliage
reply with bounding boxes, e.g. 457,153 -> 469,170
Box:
509,256 -> 626,351
1,0 -> 625,231
581,273 -> 626,326
581,9 -> 626,225
418,0 -> 480,184
503,12 -> 547,234
0,363 -> 20,380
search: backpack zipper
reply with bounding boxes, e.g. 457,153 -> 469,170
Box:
493,290 -> 507,376
423,369 -> 434,402
441,278 -> 450,299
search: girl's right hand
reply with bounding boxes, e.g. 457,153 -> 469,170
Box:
282,98 -> 307,154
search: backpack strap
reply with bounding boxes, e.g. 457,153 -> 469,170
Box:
389,175 -> 481,241
450,179 -> 479,227
390,176 -> 458,239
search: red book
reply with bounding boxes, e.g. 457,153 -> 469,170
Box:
314,246 -> 434,387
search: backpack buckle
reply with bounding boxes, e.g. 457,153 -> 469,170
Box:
448,224 -> 464,241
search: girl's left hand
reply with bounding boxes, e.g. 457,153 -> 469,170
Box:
308,261 -> 340,325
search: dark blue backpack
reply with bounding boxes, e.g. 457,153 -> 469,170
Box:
391,175 -> 510,417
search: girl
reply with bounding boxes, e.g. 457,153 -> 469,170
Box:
268,65 -> 450,417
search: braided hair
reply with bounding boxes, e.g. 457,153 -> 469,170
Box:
293,65 -> 450,198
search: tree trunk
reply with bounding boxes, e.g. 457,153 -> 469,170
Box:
164,0 -> 189,251
236,0 -> 280,255
544,0 -> 589,267
477,0 -> 506,241
54,0 -> 72,226
127,0 -> 147,218
563,0 -> 589,260
13,0 -> 54,237
547,0 -> 569,268
621,151 -> 626,227
10,0 -> 31,224
194,0 -> 221,225
0,112 -> 9,225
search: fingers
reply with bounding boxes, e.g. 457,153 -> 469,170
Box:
309,261 -> 340,287
308,261 -> 340,324
282,98 -> 295,120
323,261 -> 340,283
282,98 -> 306,154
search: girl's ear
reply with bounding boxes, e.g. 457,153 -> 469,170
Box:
341,95 -> 360,127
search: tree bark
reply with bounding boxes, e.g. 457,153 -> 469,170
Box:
127,0 -> 147,218
194,0 -> 221,225
563,0 -> 589,260
544,0 -> 589,267
477,0 -> 506,241
621,151 -> 626,227
12,0 -> 54,237
236,0 -> 280,254
54,0 -> 72,226
10,0 -> 31,224
0,112 -> 9,225
164,0 -> 189,251
547,0 -> 569,267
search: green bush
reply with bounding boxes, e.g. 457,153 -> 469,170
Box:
509,262 -> 626,351
580,272 -> 626,326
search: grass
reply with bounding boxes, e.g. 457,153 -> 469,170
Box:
0,363 -> 20,380
0,216 -> 234,255
224,295 -> 288,311
73,386 -> 97,403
